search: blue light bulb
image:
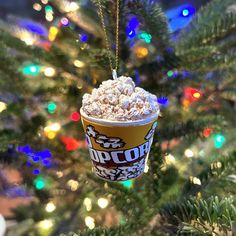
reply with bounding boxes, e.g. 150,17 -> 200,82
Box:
126,27 -> 136,38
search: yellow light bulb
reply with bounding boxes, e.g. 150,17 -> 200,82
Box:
0,101 -> 7,112
74,60 -> 85,68
135,47 -> 148,58
38,219 -> 53,229
47,131 -> 56,139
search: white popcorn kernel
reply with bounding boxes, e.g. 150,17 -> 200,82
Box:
81,76 -> 159,121
120,98 -> 129,109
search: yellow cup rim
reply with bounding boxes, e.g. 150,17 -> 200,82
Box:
80,108 -> 159,126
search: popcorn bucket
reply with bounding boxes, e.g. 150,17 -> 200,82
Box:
80,109 -> 158,181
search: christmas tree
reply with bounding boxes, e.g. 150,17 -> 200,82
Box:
0,0 -> 236,235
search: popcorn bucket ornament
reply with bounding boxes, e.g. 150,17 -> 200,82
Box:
80,109 -> 158,181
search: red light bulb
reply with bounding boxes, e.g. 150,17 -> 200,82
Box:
70,112 -> 80,121
203,128 -> 213,137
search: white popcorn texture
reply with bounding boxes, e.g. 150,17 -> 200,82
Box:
82,76 -> 159,121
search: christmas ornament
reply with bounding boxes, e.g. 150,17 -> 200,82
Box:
80,0 -> 159,181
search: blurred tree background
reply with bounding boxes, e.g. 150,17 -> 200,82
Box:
0,0 -> 235,235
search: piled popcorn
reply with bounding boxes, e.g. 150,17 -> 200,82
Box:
82,76 -> 159,121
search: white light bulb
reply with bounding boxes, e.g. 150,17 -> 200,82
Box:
45,202 -> 56,212
85,216 -> 95,229
46,13 -> 53,22
44,67 -> 55,77
69,2 -> 79,11
184,149 -> 194,158
97,198 -> 109,209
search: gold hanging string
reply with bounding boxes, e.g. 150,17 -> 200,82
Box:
97,0 -> 120,78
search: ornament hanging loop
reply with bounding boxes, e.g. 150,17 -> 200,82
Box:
112,69 -> 118,80
97,0 -> 120,76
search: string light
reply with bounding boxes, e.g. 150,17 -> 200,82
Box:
38,219 -> 53,229
44,123 -> 61,132
45,202 -> 56,212
0,102 -> 7,112
33,169 -> 40,175
126,27 -> 136,38
213,134 -> 225,149
61,17 -> 69,26
190,89 -> 202,99
190,176 -> 201,185
33,3 -> 42,11
97,198 -> 109,209
48,26 -> 58,41
70,112 -> 80,121
83,198 -> 92,211
85,216 -> 95,229
23,64 -> 40,75
41,0 -> 48,4
139,32 -> 152,43
80,34 -> 89,42
45,5 -> 53,13
35,177 -> 45,190
165,154 -> 175,165
128,17 -> 139,29
167,70 -> 173,77
74,60 -> 85,68
44,123 -> 61,139
135,47 -> 148,58
120,180 -> 133,189
47,102 -> 57,114
44,67 -> 55,77
67,179 -> 79,191
157,97 -> 169,106
65,1 -> 79,12
184,149 -> 194,158
56,171 -> 63,178
45,13 -> 54,22
182,9 -> 190,17
203,128 -> 213,137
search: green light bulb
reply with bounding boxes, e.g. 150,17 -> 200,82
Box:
35,177 -> 45,190
23,64 -> 40,75
167,70 -> 173,77
139,32 -> 152,44
47,102 -> 57,114
121,180 -> 133,189
45,5 -> 53,13
213,134 -> 225,149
